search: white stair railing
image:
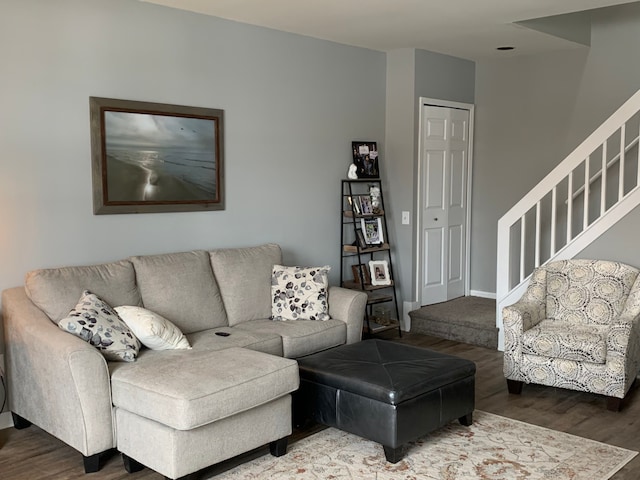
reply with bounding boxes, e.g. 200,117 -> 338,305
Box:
496,90 -> 640,350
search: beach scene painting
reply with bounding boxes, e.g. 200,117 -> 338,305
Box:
90,97 -> 224,214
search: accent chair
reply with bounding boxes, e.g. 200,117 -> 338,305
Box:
503,259 -> 640,411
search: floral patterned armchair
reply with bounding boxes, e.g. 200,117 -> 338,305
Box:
503,259 -> 640,411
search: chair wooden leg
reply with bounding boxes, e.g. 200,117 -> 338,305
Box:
606,396 -> 623,412
506,379 -> 523,394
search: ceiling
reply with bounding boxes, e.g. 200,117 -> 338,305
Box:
140,0 -> 637,60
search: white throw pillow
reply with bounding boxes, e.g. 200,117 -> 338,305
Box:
114,305 -> 191,350
58,290 -> 140,362
271,265 -> 330,321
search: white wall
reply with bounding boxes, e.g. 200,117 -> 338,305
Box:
472,2 -> 640,294
385,49 -> 475,317
0,0 -> 386,302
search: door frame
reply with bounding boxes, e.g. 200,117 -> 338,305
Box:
415,97 -> 475,305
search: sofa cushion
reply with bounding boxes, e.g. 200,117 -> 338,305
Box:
185,328 -> 283,357
521,320 -> 608,364
25,260 -> 141,323
234,318 -> 346,358
59,290 -> 140,362
130,251 -> 227,334
110,347 -> 299,430
271,265 -> 330,321
209,244 -> 282,326
115,306 -> 191,351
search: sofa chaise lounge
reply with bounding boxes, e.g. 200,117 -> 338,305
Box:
1,243 -> 367,479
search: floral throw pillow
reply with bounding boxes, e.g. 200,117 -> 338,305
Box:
271,265 -> 330,321
58,290 -> 140,362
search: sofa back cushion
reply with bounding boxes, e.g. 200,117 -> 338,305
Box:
130,250 -> 228,334
25,260 -> 142,323
209,244 -> 282,326
545,259 -> 639,325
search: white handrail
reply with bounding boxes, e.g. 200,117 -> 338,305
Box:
497,90 -> 640,233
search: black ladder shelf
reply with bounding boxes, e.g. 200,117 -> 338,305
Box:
340,179 -> 402,337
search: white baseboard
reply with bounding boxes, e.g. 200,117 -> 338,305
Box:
0,411 -> 13,430
402,301 -> 420,331
469,290 -> 496,299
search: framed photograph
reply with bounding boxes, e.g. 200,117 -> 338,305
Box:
90,97 -> 224,214
358,195 -> 373,214
351,141 -> 379,179
369,260 -> 391,286
361,217 -> 384,245
356,228 -> 367,248
351,264 -> 371,285
347,195 -> 360,215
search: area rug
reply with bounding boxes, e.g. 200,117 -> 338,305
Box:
214,411 -> 636,480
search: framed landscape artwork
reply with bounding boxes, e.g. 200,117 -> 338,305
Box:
90,97 -> 224,214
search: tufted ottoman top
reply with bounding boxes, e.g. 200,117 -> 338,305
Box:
297,339 -> 475,405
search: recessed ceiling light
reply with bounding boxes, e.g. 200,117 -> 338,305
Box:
496,46 -> 515,51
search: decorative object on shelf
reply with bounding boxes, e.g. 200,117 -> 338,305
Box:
369,184 -> 381,213
369,260 -> 391,286
358,195 -> 373,214
356,229 -> 367,248
351,141 -> 379,179
347,163 -> 358,179
361,217 -> 384,245
90,97 -> 224,214
351,264 -> 371,285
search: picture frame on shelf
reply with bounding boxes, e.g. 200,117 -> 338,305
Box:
351,141 -> 379,179
358,195 -> 373,214
351,264 -> 371,285
361,217 -> 384,245
347,195 -> 360,215
369,260 -> 391,286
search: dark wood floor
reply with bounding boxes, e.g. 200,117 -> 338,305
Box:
1,331 -> 639,479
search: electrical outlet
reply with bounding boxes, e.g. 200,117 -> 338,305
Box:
401,211 -> 410,225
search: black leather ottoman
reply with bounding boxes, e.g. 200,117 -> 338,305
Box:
295,339 -> 476,463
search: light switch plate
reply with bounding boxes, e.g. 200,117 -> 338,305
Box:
402,211 -> 410,225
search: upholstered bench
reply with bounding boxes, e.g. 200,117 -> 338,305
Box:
295,339 -> 476,463
110,348 -> 299,479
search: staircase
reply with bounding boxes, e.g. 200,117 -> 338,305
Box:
496,89 -> 640,350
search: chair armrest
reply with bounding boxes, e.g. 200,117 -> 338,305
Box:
2,287 -> 114,456
502,299 -> 544,334
328,286 -> 367,344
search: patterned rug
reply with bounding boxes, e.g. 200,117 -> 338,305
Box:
214,411 -> 636,480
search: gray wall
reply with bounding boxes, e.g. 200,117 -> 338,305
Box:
385,48 -> 475,315
0,0 -> 386,302
472,2 -> 640,294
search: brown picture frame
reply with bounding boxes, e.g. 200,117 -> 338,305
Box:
90,97 -> 224,214
352,264 -> 371,285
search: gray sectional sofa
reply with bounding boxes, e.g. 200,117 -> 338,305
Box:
1,243 -> 367,479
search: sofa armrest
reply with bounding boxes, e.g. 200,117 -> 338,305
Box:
2,287 -> 115,456
328,286 -> 367,344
